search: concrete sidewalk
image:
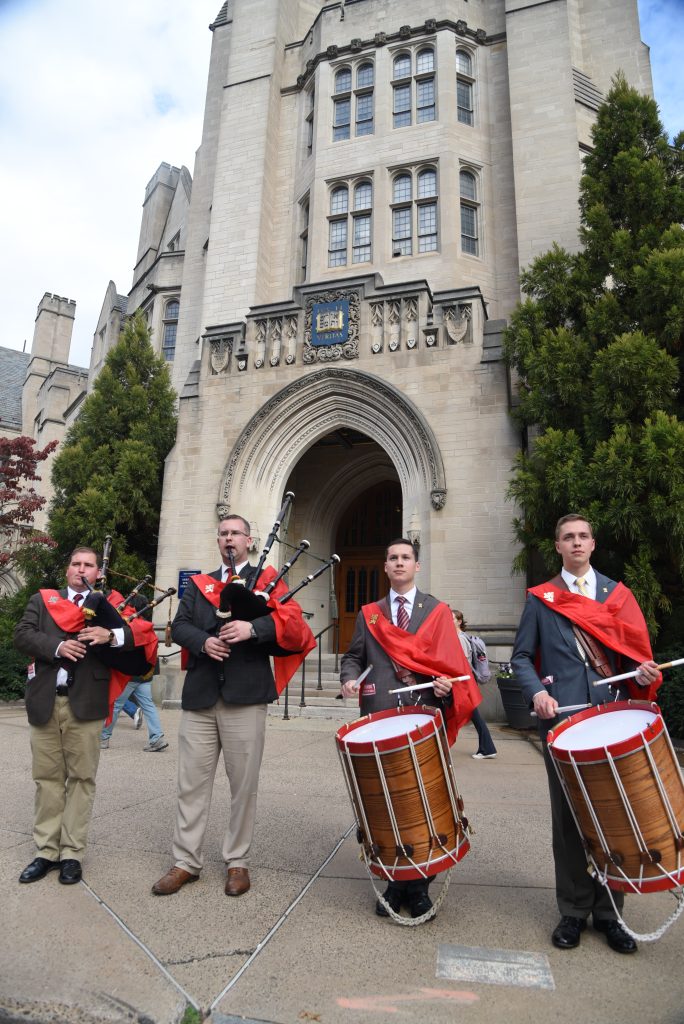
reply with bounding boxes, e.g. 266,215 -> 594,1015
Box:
1,703 -> 682,1024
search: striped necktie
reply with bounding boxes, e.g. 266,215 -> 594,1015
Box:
396,595 -> 409,630
575,576 -> 589,597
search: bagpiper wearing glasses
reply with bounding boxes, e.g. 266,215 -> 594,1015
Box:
153,512 -> 314,899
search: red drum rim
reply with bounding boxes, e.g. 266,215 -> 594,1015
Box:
548,700 -> 663,764
368,839 -> 470,881
605,868 -> 684,894
335,705 -> 443,755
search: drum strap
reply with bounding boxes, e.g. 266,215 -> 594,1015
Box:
572,624 -> 612,678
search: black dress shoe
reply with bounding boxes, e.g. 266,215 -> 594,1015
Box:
594,918 -> 637,954
552,915 -> 587,949
408,892 -> 434,920
375,886 -> 403,917
58,859 -> 82,885
19,857 -> 60,884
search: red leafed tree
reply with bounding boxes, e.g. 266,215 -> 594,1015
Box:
0,436 -> 58,574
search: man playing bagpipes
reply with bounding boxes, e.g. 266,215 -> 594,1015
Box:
14,546 -> 158,886
152,513 -> 315,898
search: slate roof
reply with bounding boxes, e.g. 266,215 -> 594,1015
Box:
0,347 -> 30,430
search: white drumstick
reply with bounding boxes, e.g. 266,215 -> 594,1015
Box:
591,656 -> 684,688
531,703 -> 592,717
389,675 -> 470,695
348,664 -> 373,692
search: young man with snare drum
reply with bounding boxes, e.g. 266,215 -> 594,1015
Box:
511,514 -> 660,954
340,538 -> 478,920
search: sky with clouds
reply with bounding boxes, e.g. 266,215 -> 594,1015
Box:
0,0 -> 682,369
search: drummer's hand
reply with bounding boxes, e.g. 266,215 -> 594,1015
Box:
220,620 -> 252,645
203,635 -> 231,661
634,660 -> 659,687
341,680 -> 359,699
432,675 -> 453,698
532,690 -> 558,719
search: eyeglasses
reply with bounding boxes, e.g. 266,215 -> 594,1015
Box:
218,530 -> 250,539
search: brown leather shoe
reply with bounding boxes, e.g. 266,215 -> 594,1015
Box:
225,866 -> 250,896
152,866 -> 199,896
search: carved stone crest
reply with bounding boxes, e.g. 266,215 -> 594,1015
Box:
431,489 -> 447,511
303,289 -> 359,363
210,337 -> 232,375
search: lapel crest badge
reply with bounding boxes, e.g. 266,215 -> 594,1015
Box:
543,591 -> 554,603
49,595 -> 58,603
418,603 -> 423,609
370,614 -> 378,625
205,583 -> 215,594
602,587 -> 608,593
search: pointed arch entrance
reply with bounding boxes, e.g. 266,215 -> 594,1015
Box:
217,367 -> 446,637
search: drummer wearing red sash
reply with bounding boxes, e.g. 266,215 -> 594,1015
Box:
340,538 -> 479,920
511,514 -> 660,955
14,546 -> 137,886
152,514 -> 314,898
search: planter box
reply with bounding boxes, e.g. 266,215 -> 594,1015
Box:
496,676 -> 534,730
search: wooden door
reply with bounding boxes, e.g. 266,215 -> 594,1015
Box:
338,553 -> 388,652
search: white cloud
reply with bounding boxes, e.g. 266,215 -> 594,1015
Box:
0,0 -> 219,365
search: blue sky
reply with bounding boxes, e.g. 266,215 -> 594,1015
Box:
0,0 -> 681,369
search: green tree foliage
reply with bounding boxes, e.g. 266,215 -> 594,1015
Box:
48,312 -> 177,582
504,75 -> 684,639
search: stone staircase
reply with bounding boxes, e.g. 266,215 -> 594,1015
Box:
271,651 -> 357,720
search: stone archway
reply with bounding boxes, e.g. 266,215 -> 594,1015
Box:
217,367 -> 447,524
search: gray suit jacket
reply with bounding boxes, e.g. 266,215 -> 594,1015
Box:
511,571 -> 632,738
340,591 -> 444,716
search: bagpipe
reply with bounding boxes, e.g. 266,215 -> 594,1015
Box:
79,534 -> 175,676
216,493 -> 339,623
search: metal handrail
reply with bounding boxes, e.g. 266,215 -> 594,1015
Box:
281,618 -> 339,718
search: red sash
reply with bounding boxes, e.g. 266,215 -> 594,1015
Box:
527,582 -> 661,700
362,601 -> 481,744
187,567 -> 316,694
40,588 -> 159,721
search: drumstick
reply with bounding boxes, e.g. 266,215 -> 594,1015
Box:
347,664 -> 373,692
531,703 -> 592,717
591,657 -> 684,688
388,675 -> 470,695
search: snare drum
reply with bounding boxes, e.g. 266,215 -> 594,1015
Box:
548,702 -> 684,893
336,706 -> 470,881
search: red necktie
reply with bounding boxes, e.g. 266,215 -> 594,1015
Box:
73,593 -> 83,605
396,595 -> 409,630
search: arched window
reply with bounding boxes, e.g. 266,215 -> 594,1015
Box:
391,167 -> 438,256
162,299 -> 179,361
456,48 -> 474,126
355,62 -> 374,136
333,68 -> 352,141
392,48 -> 436,128
460,170 -> 479,255
328,181 -> 373,266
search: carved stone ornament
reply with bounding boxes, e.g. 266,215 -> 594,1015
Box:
407,337 -> 417,349
425,330 -> 437,347
405,296 -> 418,322
424,19 -> 437,32
303,289 -> 360,363
285,353 -> 296,365
388,299 -> 400,326
476,28 -> 487,42
456,19 -> 467,34
371,341 -> 382,354
389,338 -> 399,352
370,301 -> 384,328
374,32 -> 386,45
399,24 -> 411,38
350,38 -> 363,52
327,44 -> 339,58
254,357 -> 264,369
443,304 -> 471,344
210,337 -> 232,375
431,489 -> 447,511
216,503 -> 231,519
237,357 -> 248,372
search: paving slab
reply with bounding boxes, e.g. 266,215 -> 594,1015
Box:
1,707 -> 683,1024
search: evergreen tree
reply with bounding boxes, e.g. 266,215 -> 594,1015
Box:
504,75 -> 684,640
48,311 -> 177,581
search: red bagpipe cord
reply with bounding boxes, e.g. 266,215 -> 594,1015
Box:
40,589 -> 159,722
527,581 -> 661,700
187,566 -> 316,694
362,600 -> 481,744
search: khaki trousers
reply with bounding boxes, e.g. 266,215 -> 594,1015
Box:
29,696 -> 104,861
173,701 -> 267,874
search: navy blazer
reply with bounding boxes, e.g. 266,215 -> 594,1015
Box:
171,566 -> 292,711
511,571 -> 633,737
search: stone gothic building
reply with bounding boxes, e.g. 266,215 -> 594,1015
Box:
5,0 -> 653,660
